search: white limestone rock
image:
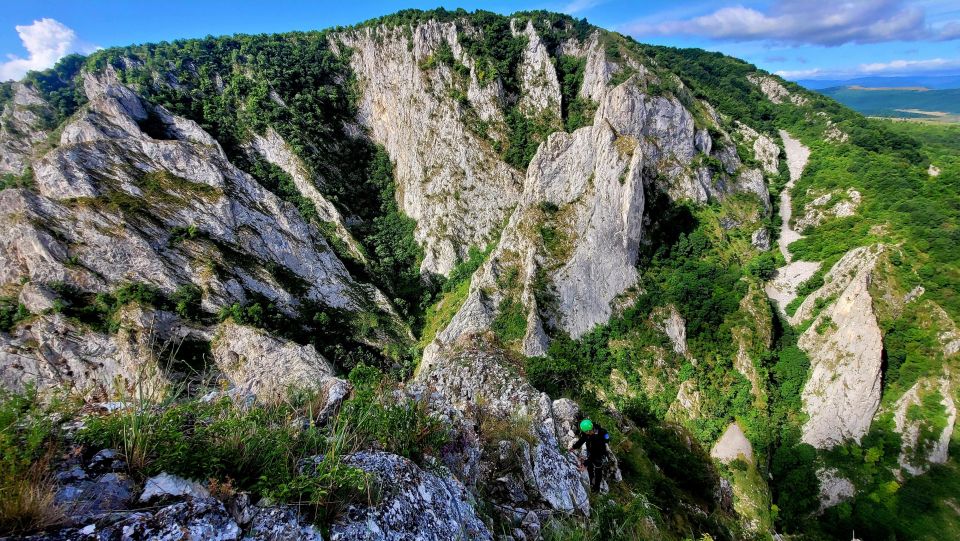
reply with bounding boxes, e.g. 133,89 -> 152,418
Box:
798,245 -> 886,448
818,468 -> 855,510
0,82 -> 53,175
651,305 -> 688,357
710,422 -> 753,464
513,20 -> 562,118
329,451 -> 492,541
140,473 -> 211,503
735,121 -> 780,175
747,74 -> 808,106
416,336 -> 590,515
334,23 -> 523,275
893,378 -> 957,475
211,320 -> 347,402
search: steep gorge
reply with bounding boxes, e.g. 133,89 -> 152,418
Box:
1,9 -> 959,541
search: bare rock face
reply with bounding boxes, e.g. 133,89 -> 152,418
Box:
735,121 -> 780,175
425,74 -> 768,359
710,422 -> 754,464
334,22 -> 523,275
513,20 -> 562,117
416,335 -> 590,515
799,245 -> 886,448
0,307 -> 188,396
0,69 -> 408,395
747,74 -> 808,106
652,305 -> 688,357
2,70 -> 394,321
893,378 -> 957,475
0,83 -> 53,175
329,451 -> 492,541
818,468 -> 855,510
211,320 -> 348,402
243,127 -> 367,263
751,228 -> 771,251
668,379 -> 702,421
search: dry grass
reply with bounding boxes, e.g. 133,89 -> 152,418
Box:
0,452 -> 66,535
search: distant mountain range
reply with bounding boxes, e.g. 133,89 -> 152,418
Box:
797,74 -> 960,90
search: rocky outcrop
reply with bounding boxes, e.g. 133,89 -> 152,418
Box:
893,378 -> 957,475
140,473 -> 211,503
0,307 -> 190,396
0,69 -> 411,394
652,305 -> 688,357
798,245 -> 886,448
731,283 -> 772,398
1,70 -> 394,318
334,22 -> 524,275
0,83 -> 53,175
747,74 -> 808,106
710,422 -> 753,464
329,451 -> 492,541
243,127 -> 367,263
211,320 -> 350,404
735,121 -> 780,175
795,188 -> 861,231
817,468 -> 855,510
416,335 -> 590,515
513,20 -> 562,118
426,73 -> 768,358
668,379 -> 702,421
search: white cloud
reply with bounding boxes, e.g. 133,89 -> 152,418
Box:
561,0 -> 606,15
775,68 -> 827,79
859,57 -> 960,73
0,18 -> 98,81
775,57 -> 960,80
622,0 -> 960,46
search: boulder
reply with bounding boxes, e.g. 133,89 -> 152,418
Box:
101,497 -> 241,540
211,320 -> 348,402
243,506 -> 324,541
139,472 -> 211,502
55,472 -> 136,521
329,451 -> 492,541
416,336 -> 590,515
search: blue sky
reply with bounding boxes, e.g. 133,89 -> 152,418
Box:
2,0 -> 959,82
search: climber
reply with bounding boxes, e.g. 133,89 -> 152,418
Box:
568,418 -> 610,493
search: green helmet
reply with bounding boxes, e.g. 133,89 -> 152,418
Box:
579,419 -> 594,432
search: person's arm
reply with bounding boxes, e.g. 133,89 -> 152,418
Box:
569,434 -> 586,451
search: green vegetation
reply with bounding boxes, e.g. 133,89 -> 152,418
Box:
0,167 -> 34,191
0,364 -> 448,531
491,297 -> 527,343
0,388 -> 64,534
0,298 -> 30,332
49,281 -> 173,333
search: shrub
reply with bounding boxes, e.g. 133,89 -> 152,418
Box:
0,299 -> 30,332
171,284 -> 203,320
